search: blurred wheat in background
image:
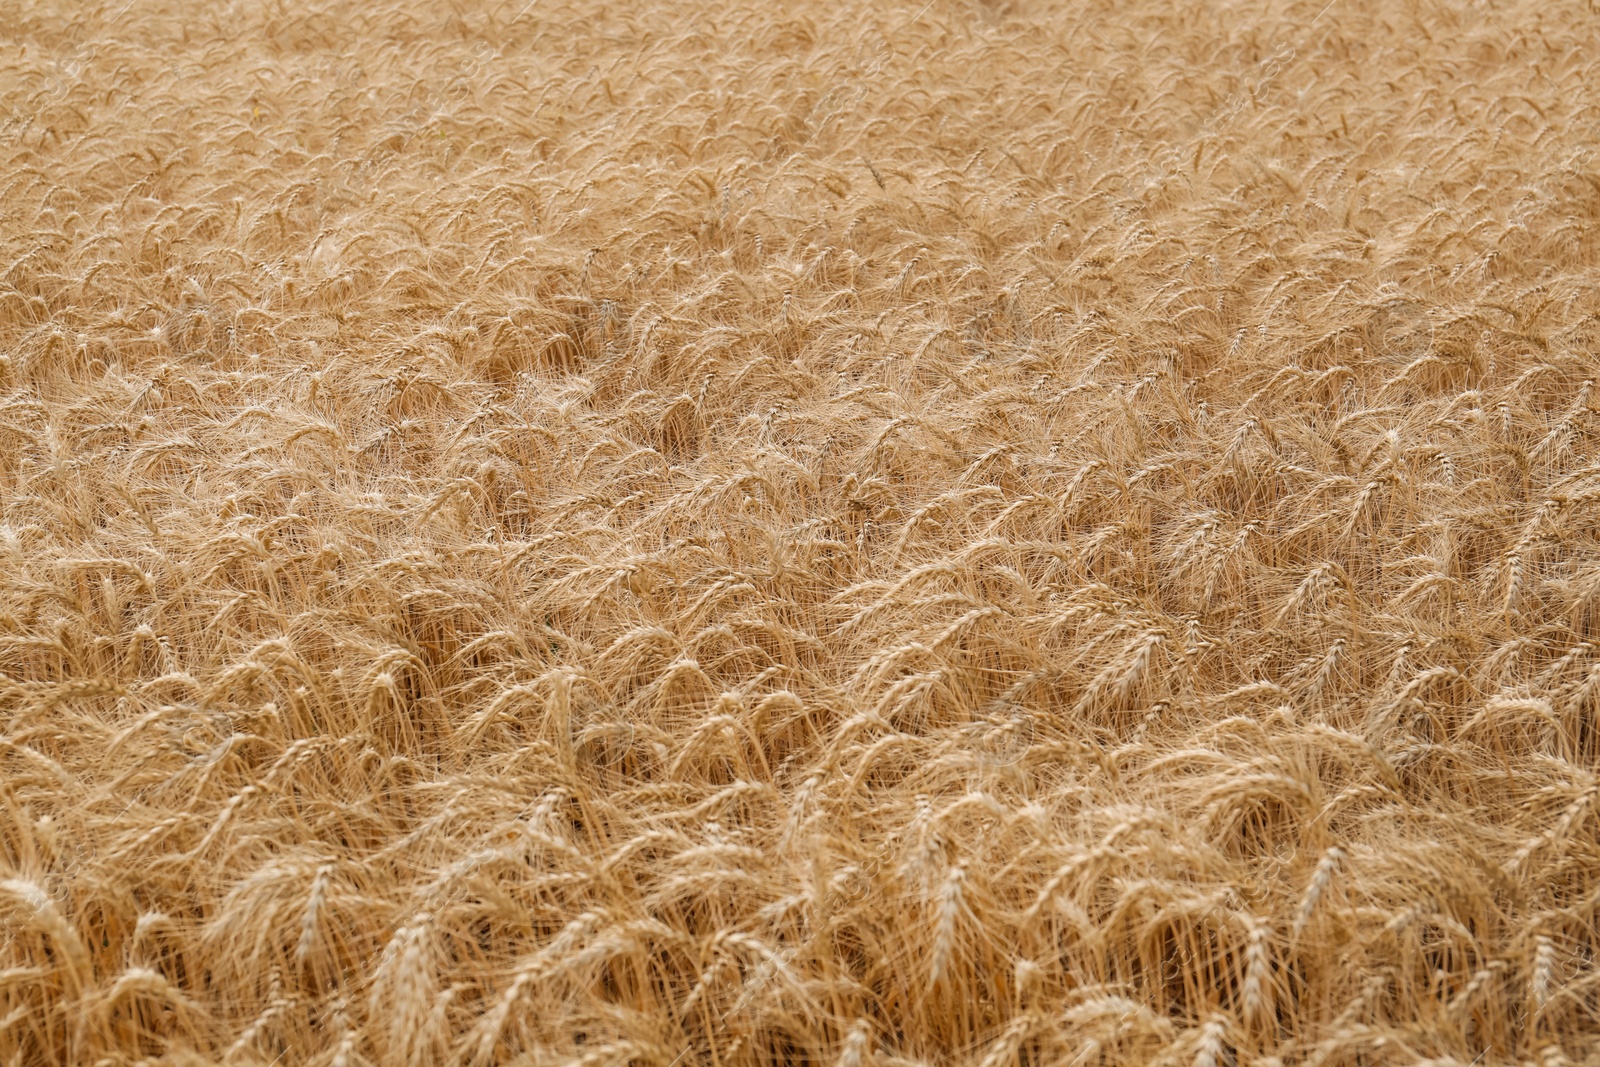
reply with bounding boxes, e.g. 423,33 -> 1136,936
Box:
2,0 -> 1599,1062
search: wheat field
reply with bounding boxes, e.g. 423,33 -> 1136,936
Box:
2,0 -> 1599,1063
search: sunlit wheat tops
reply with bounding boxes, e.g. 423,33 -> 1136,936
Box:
3,0 -> 1600,1062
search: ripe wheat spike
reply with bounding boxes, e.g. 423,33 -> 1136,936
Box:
4,0 -> 1600,1062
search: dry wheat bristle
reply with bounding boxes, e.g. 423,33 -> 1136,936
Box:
2,0 -> 1600,1062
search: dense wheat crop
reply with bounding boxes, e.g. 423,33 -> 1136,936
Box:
3,0 -> 1600,1062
